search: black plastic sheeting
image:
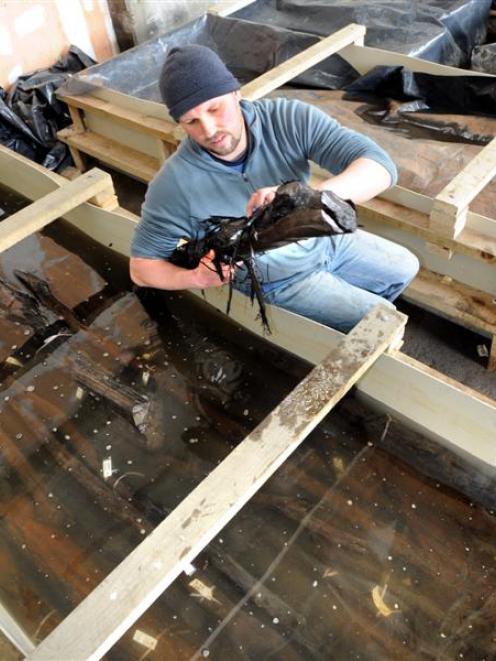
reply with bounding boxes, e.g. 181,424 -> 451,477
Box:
353,101 -> 494,145
234,0 -> 492,67
0,46 -> 95,171
472,43 -> 496,75
60,13 -> 359,102
344,66 -> 496,117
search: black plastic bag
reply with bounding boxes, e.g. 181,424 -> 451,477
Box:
0,45 -> 95,171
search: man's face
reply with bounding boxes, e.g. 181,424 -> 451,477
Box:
179,91 -> 246,161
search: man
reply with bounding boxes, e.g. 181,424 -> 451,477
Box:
130,45 -> 419,331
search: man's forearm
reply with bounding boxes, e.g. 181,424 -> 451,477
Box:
130,253 -> 232,290
315,157 -> 393,204
130,256 -> 198,290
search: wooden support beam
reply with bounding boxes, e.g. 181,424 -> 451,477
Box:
490,336 -> 496,372
62,94 -> 182,143
0,168 -> 114,253
430,137 -> 496,239
26,305 -> 406,661
403,268 -> 496,340
68,105 -> 86,133
241,23 -> 366,100
0,144 -> 138,258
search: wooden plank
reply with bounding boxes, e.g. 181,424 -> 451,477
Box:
68,105 -> 85,133
83,110 -> 166,159
57,127 -> 159,183
490,336 -> 496,372
80,85 -> 171,123
403,268 -> 496,337
207,0 -> 257,17
339,42 -> 495,77
356,211 -> 496,299
430,137 -> 496,238
0,144 -> 137,257
381,185 -> 496,239
359,197 -> 496,266
241,23 -> 366,100
63,94 -> 183,143
0,168 -> 114,253
27,304 -> 406,661
67,144 -> 87,172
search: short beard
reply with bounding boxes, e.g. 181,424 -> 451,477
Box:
206,130 -> 242,158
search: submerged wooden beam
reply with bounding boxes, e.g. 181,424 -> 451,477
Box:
0,168 -> 114,254
241,23 -> 366,101
27,305 -> 406,661
0,601 -> 35,657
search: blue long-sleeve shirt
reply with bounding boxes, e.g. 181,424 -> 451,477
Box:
131,96 -> 397,289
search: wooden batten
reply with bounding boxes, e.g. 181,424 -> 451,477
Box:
0,144 -> 138,257
207,0 -> 257,17
429,136 -> 496,239
61,93 -> 182,143
339,42 -> 493,77
0,168 -> 114,254
241,23 -> 366,100
26,306 -> 406,661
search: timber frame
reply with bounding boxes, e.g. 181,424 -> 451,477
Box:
55,16 -> 496,367
0,143 -> 495,658
27,306 -> 407,660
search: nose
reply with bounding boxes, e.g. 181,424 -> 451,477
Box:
199,115 -> 217,138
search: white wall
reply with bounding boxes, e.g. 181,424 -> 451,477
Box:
124,0 -> 237,43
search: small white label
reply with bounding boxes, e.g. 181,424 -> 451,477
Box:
133,630 -> 157,651
477,344 -> 489,358
102,457 -> 112,479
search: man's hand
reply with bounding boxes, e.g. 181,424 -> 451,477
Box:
246,185 -> 279,216
192,249 -> 234,288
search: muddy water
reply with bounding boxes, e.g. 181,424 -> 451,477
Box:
0,184 -> 495,660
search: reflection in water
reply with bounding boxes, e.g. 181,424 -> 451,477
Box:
0,184 -> 495,660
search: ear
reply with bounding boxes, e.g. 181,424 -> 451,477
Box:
234,90 -> 242,101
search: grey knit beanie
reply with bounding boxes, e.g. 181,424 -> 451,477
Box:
159,45 -> 240,121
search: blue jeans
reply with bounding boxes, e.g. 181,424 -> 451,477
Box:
263,230 -> 419,332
